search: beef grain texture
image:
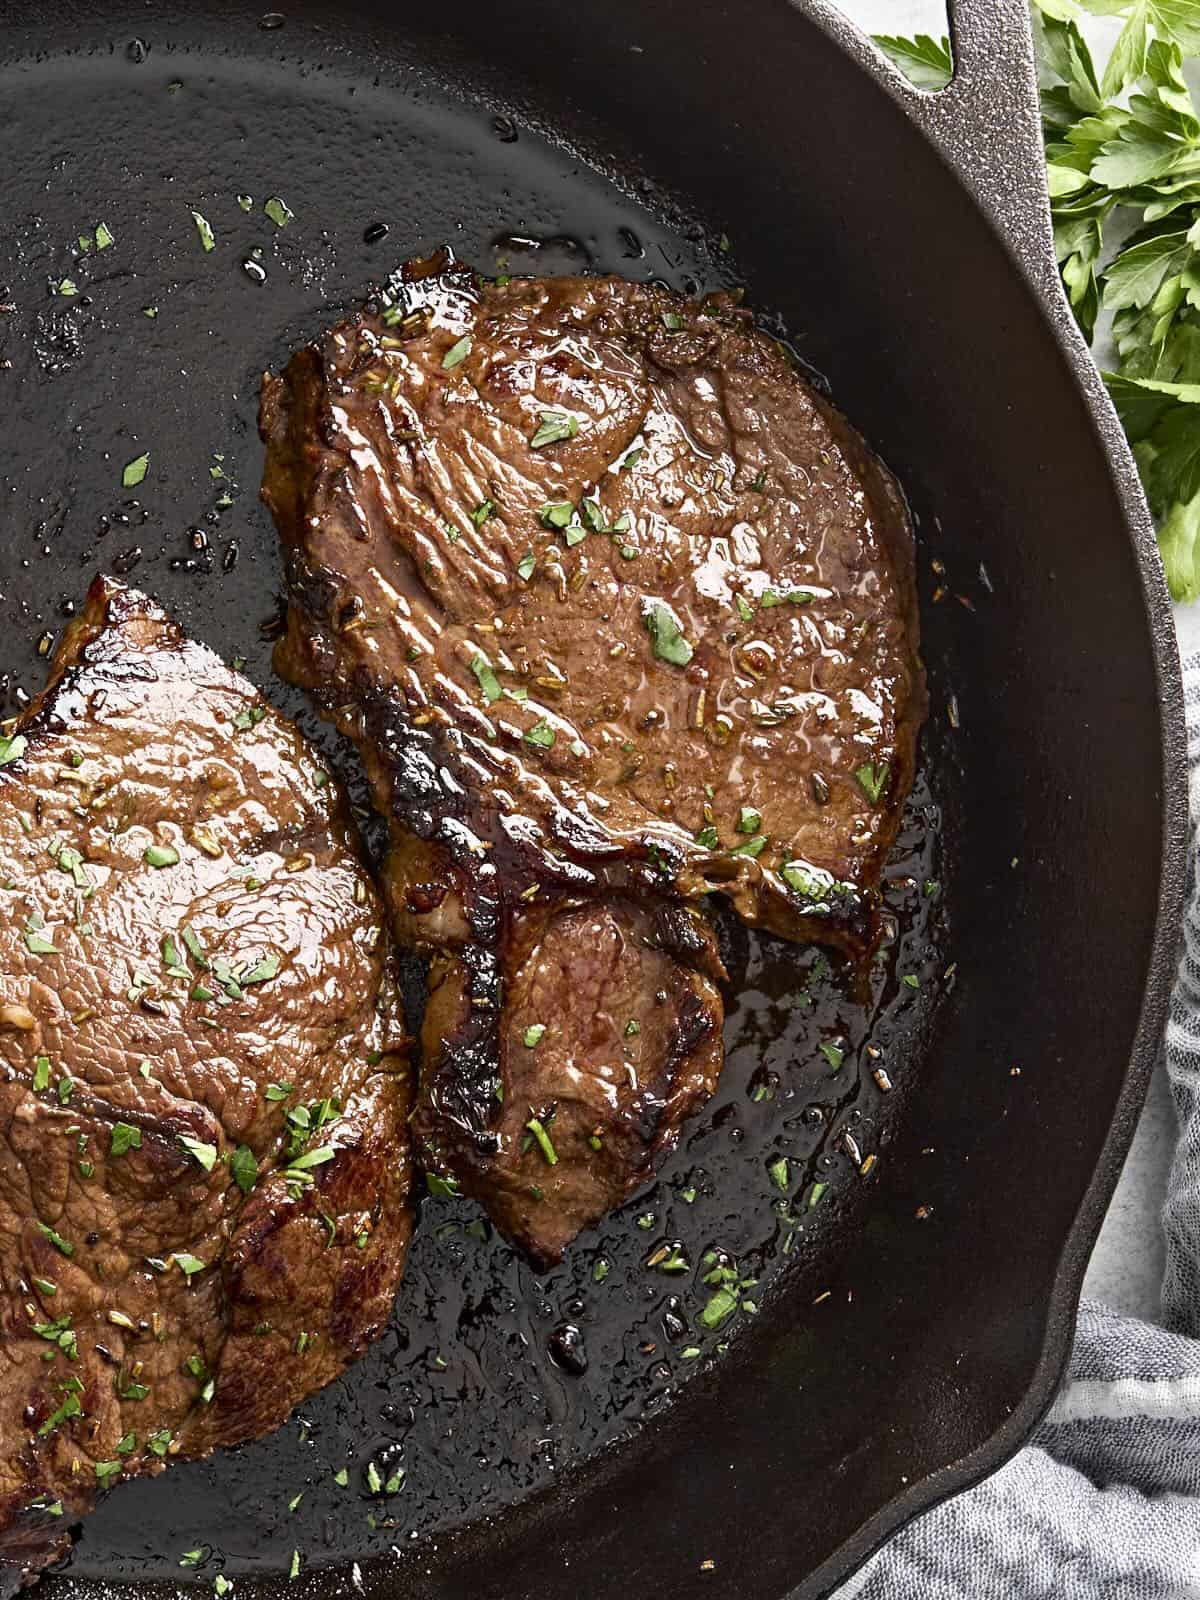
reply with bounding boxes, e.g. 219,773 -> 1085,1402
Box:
260,255 -> 924,1263
0,578 -> 412,1594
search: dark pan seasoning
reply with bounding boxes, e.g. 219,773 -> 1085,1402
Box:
0,19 -> 960,1596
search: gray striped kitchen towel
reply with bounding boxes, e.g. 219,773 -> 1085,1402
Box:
833,655 -> 1200,1599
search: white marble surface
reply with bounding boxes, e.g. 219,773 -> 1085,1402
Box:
836,0 -> 1191,1322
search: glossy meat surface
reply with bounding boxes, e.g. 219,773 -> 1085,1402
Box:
0,579 -> 412,1592
260,257 -> 923,1261
263,257 -> 924,944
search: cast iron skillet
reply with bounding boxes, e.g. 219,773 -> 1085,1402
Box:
0,0 -> 1187,1595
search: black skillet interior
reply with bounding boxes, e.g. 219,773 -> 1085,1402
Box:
0,2 -> 1182,1598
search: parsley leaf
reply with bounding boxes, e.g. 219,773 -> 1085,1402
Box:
873,33 -> 953,91
885,12 -> 1200,600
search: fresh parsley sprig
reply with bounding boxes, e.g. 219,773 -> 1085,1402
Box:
877,1 -> 1200,601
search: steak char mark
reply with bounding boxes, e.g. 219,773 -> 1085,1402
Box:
0,579 -> 412,1592
260,254 -> 923,1262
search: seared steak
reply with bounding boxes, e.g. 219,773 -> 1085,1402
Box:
260,255 -> 923,1261
0,579 -> 411,1593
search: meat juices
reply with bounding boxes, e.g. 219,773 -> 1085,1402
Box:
260,255 -> 924,1262
0,579 -> 412,1594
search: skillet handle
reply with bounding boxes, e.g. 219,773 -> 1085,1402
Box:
899,0 -> 1055,281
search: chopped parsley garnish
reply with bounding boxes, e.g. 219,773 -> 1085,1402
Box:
95,222 -> 115,251
539,502 -> 574,529
0,733 -> 27,766
264,196 -> 294,228
516,550 -> 536,581
902,973 -> 920,990
143,843 -> 180,868
426,1172 -> 460,1198
265,1082 -> 292,1101
736,805 -> 761,834
760,587 -> 815,607
283,1145 -> 335,1177
579,498 -> 605,532
190,211 -> 215,252
37,1386 -> 83,1436
644,600 -> 693,667
146,1428 -> 173,1457
593,1257 -> 610,1283
33,1057 -> 51,1092
624,1019 -> 641,1037
289,1551 -> 302,1581
122,453 -> 150,489
698,1285 -> 740,1330
807,1180 -> 829,1210
855,761 -> 890,804
179,1135 -> 217,1171
524,720 -> 556,749
661,311 -> 685,331
530,410 -> 579,448
95,1461 -> 122,1486
648,1243 -> 689,1273
819,1041 -> 845,1072
32,1314 -> 77,1359
110,1123 -> 142,1157
229,1145 -> 258,1194
470,498 -> 496,527
470,653 -> 502,703
523,1023 -> 546,1048
694,824 -> 719,849
35,1223 -> 74,1257
240,954 -> 279,986
767,1157 -> 790,1191
442,335 -> 472,369
56,279 -> 78,297
172,1252 -> 207,1280
526,1116 -> 558,1166
729,834 -> 767,858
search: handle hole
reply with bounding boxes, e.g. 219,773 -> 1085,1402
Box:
842,0 -> 956,93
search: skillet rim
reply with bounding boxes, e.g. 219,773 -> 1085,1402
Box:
790,1 -> 1190,1591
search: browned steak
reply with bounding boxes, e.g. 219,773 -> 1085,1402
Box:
260,254 -> 923,1261
0,578 -> 412,1593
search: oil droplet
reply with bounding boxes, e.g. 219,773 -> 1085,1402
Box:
491,115 -> 518,144
111,547 -> 142,576
259,11 -> 286,28
127,37 -> 149,63
547,1324 -> 587,1376
619,227 -> 645,260
363,222 -> 389,245
242,259 -> 268,286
